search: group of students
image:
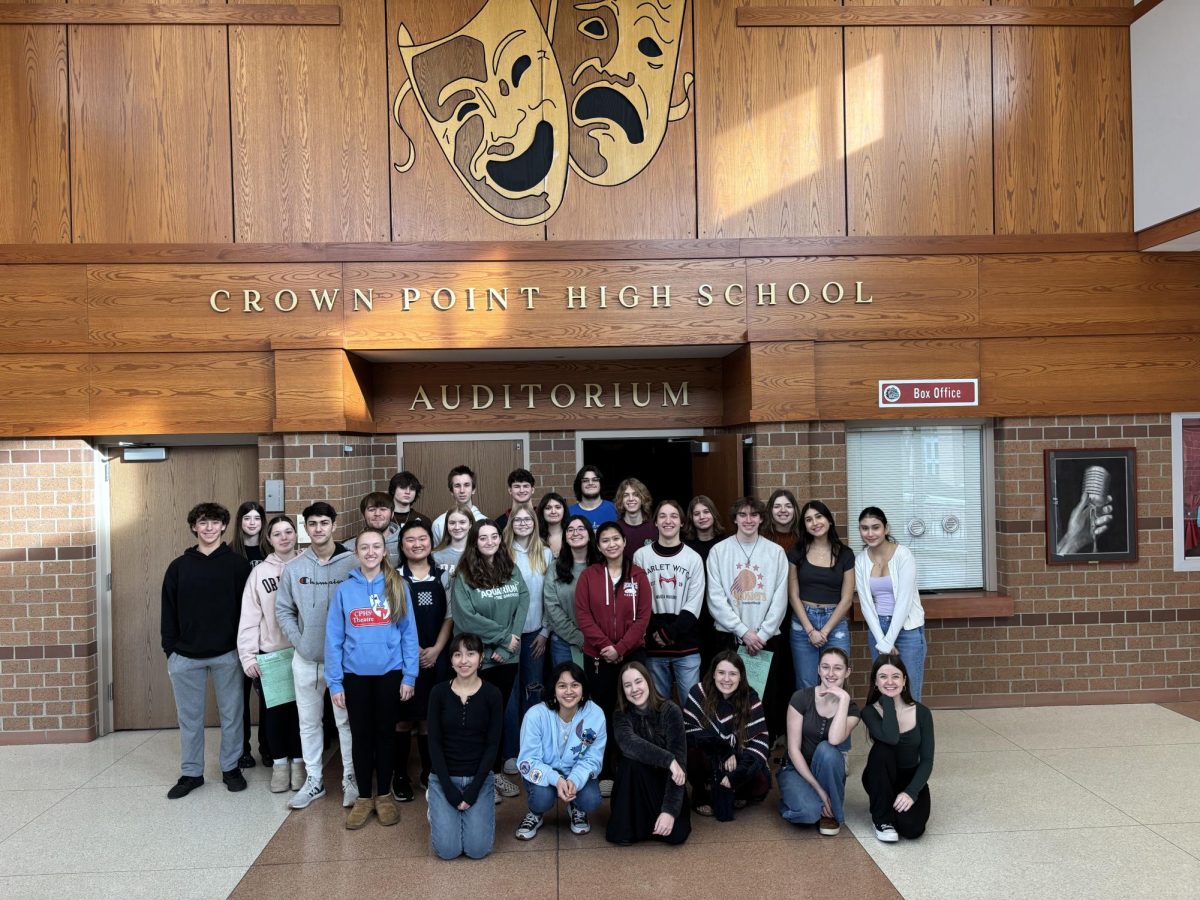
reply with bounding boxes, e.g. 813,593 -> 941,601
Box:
159,463 -> 934,857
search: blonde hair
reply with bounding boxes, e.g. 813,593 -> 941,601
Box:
615,477 -> 653,518
355,529 -> 408,620
503,502 -> 548,575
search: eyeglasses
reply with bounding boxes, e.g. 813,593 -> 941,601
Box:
565,526 -> 588,535
512,518 -> 535,525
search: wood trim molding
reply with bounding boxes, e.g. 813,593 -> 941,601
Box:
0,4 -> 341,26
1131,0 -> 1170,24
0,233 -> 1139,265
1137,206 -> 1200,251
737,6 -> 1137,28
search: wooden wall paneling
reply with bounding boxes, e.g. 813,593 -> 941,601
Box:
229,0 -> 384,244
546,0 -> 697,240
341,259 -> 749,350
746,254 -> 980,341
814,338 -> 980,419
993,24 -> 1132,234
89,351 -> 274,434
85,264 -> 345,351
387,0 -> 548,241
695,0 -> 845,239
0,354 -> 90,435
845,22 -> 991,235
979,253 -> 1200,338
722,341 -> 817,424
981,335 -> 1200,416
0,7 -> 69,242
272,348 -> 370,432
230,0 -> 389,242
1,4 -> 342,24
344,351 -> 374,432
373,359 -> 723,433
68,3 -> 233,242
0,264 -> 89,351
740,4 -> 1137,26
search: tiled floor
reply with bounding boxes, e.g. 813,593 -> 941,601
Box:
2,704 -> 1199,898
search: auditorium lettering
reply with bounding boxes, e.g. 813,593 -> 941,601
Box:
206,281 -> 873,314
410,382 -> 690,412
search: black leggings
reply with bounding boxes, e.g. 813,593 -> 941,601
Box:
862,740 -> 931,838
243,674 -> 271,760
481,663 -> 517,772
586,650 -> 646,779
344,671 -> 403,798
252,679 -> 301,761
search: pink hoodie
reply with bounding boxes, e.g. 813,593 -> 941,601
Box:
237,552 -> 294,673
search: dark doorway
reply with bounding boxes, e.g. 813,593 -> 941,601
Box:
581,437 -> 695,510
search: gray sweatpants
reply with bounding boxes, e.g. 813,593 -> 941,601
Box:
166,649 -> 244,777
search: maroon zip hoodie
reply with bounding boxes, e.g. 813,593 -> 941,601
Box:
574,560 -> 651,659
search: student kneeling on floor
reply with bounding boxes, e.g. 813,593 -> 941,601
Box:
514,661 -> 607,841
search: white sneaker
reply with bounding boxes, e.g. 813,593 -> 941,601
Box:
568,803 -> 590,835
599,779 -> 614,798
269,764 -> 290,793
515,812 -> 544,841
875,823 -> 899,843
494,784 -> 504,805
494,773 -> 520,797
343,773 -> 359,808
503,757 -> 519,775
288,777 -> 325,809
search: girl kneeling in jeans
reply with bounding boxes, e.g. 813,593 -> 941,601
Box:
514,661 -> 607,840
425,633 -> 503,860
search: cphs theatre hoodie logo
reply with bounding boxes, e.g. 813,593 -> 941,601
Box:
392,0 -> 692,225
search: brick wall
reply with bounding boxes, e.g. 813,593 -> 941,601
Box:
0,440 -> 98,743
529,430 -> 577,500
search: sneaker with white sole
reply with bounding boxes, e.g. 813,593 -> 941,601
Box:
342,773 -> 359,808
515,812 -> 544,841
494,773 -> 520,797
494,784 -> 504,804
503,757 -> 519,775
599,779 -> 613,798
875,823 -> 899,843
288,777 -> 326,810
568,803 -> 590,835
270,764 -> 290,793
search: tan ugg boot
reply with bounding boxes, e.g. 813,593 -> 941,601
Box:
345,796 -> 375,830
375,793 -> 400,826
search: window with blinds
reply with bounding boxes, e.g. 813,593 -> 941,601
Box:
847,424 -> 986,591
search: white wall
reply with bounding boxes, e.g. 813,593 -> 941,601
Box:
1132,0 -> 1200,230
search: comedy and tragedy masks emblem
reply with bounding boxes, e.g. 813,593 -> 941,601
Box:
549,0 -> 693,186
393,0 -> 569,225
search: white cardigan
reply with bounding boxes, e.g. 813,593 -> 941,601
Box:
855,544 -> 925,653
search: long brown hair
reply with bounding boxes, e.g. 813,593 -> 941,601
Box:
458,520 -> 516,589
354,528 -> 408,620
615,660 -> 666,714
684,494 -> 727,541
701,651 -> 755,750
434,503 -> 475,551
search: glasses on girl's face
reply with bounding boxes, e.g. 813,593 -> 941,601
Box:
512,518 -> 534,526
565,526 -> 588,535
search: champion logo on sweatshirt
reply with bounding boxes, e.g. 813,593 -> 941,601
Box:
298,576 -> 345,586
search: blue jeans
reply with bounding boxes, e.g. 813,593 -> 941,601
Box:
647,654 -> 701,704
504,632 -> 546,760
526,776 -> 602,816
426,773 -> 495,860
872,617 -> 928,702
549,633 -> 577,668
777,741 -> 847,825
791,606 -> 851,690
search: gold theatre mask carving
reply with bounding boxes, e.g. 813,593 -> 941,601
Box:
550,0 -> 692,186
393,0 -> 569,225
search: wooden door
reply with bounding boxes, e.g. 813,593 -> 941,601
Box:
111,446 -> 259,730
691,434 -> 744,527
400,438 -> 526,522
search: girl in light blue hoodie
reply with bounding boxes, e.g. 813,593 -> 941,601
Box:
326,529 -> 419,829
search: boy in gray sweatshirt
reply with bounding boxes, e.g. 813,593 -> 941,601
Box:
275,502 -> 358,809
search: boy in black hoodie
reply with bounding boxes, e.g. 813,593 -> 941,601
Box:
161,502 -> 253,799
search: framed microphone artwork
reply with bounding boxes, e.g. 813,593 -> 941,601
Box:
1044,448 -> 1138,565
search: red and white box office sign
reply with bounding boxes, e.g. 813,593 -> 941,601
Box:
878,379 -> 979,408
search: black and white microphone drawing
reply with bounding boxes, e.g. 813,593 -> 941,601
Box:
1056,464 -> 1114,556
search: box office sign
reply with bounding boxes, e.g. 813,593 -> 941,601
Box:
879,379 -> 979,408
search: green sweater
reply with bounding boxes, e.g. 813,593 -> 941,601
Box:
862,696 -> 935,798
450,571 -> 530,668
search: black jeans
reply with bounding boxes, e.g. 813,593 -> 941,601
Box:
480,663 -> 517,772
242,674 -> 271,761
586,650 -> 647,779
862,740 -> 931,838
252,678 -> 301,761
344,670 -> 403,798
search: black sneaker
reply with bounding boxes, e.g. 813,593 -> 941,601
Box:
392,774 -> 415,803
223,768 -> 248,792
237,754 -> 256,769
418,770 -> 429,790
167,775 -> 204,799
